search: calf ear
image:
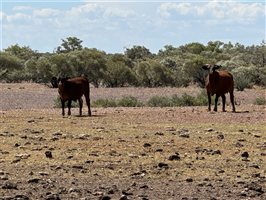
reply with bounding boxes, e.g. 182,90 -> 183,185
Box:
202,64 -> 209,70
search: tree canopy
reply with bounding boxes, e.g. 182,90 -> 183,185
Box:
1,37 -> 265,90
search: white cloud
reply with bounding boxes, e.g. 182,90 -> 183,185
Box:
158,1 -> 265,21
13,6 -> 33,11
33,8 -> 60,18
104,7 -> 135,18
6,13 -> 31,23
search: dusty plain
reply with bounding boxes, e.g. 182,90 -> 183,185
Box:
0,83 -> 265,200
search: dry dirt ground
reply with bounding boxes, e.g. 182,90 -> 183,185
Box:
0,83 -> 265,200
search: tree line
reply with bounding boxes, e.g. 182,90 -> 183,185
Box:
0,37 -> 265,90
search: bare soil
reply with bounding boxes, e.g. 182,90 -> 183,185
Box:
0,83 -> 265,200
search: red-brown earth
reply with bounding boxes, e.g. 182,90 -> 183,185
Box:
0,83 -> 265,200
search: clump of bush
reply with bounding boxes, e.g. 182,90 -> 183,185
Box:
54,93 -> 208,108
92,99 -> 117,108
254,97 -> 266,105
147,92 -> 208,107
117,96 -> 143,107
92,96 -> 143,108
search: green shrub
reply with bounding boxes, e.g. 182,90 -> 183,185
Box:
235,75 -> 253,91
194,90 -> 209,106
177,93 -> 196,106
117,96 -> 143,107
254,97 -> 266,105
147,96 -> 173,107
92,99 -> 117,108
147,92 -> 208,107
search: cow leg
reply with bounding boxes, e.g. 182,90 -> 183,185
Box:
85,96 -> 92,116
230,92 -> 236,112
78,98 -> 83,116
207,91 -> 211,111
67,100 -> 72,116
214,95 -> 219,112
221,94 -> 226,112
61,99 -> 65,116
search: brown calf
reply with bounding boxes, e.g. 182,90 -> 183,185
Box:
58,76 -> 92,116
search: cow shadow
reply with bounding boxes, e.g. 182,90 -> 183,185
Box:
74,114 -> 106,118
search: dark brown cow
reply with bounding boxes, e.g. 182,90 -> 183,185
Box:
202,64 -> 236,112
58,76 -> 92,116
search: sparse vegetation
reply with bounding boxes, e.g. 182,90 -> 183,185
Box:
254,96 -> 266,105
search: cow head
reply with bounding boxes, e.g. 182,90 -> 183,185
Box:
202,64 -> 222,74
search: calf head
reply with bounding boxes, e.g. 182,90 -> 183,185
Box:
51,77 -> 59,88
202,64 -> 222,74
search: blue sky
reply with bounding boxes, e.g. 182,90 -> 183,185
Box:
1,0 -> 265,53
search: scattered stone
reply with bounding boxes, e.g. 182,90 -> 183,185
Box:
140,184 -> 149,189
0,175 -> 8,180
211,150 -> 221,155
5,195 -> 30,200
68,188 -> 81,194
206,128 -> 214,132
28,178 -> 41,183
217,134 -> 224,140
196,156 -> 205,160
158,162 -> 169,169
2,182 -> 18,189
14,143 -> 20,147
45,151 -> 53,159
72,165 -> 84,169
39,171 -> 49,176
155,149 -> 163,152
186,178 -> 193,182
241,152 -> 249,158
100,196 -> 111,200
53,131 -> 63,137
143,143 -> 151,147
76,134 -> 90,140
16,153 -> 30,160
46,193 -> 61,200
235,142 -> 244,148
85,160 -> 94,164
155,132 -> 164,136
119,195 -> 130,200
122,190 -> 133,196
166,127 -> 176,132
246,182 -> 264,194
168,153 -> 181,161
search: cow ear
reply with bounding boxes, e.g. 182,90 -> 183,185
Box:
202,64 -> 209,70
214,65 -> 222,70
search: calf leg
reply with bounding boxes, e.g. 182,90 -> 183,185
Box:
214,95 -> 219,112
78,98 -> 83,116
67,100 -> 72,116
207,91 -> 211,111
61,99 -> 65,116
221,94 -> 226,112
230,92 -> 236,112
